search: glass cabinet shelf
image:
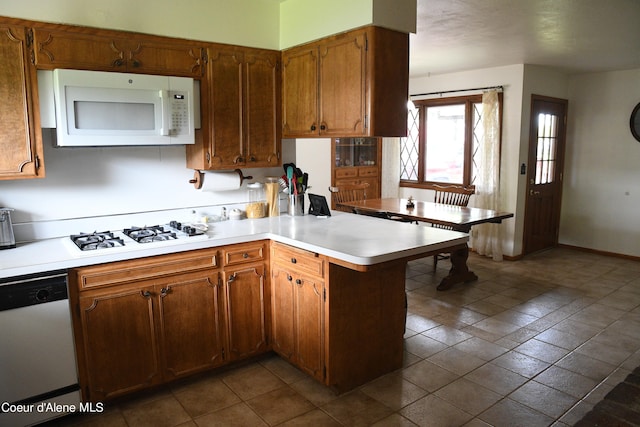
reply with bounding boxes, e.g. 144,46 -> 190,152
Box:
334,137 -> 379,167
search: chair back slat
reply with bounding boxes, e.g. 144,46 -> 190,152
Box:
433,184 -> 475,207
329,183 -> 369,212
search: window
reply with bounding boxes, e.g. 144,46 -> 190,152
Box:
400,94 -> 502,188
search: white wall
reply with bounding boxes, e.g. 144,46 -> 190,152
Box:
404,65 -> 525,257
562,68 -> 640,257
0,0 -> 281,49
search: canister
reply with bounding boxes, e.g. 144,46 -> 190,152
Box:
246,182 -> 266,218
265,177 -> 280,216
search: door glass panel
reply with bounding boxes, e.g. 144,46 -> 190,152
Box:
535,113 -> 558,184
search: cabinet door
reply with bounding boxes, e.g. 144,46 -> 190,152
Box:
33,28 -> 128,71
224,264 -> 269,360
271,266 -> 295,360
319,30 -> 367,136
158,272 -> 225,380
272,265 -> 324,381
294,275 -> 324,381
244,50 -> 281,167
207,46 -> 245,168
0,25 -> 44,179
128,39 -> 203,76
78,286 -> 160,401
282,46 -> 318,137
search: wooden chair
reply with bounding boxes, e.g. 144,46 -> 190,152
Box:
432,184 -> 475,271
329,183 -> 370,212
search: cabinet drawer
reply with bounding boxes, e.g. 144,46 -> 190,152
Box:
335,168 -> 358,179
358,166 -> 378,177
223,241 -> 267,266
72,248 -> 219,290
271,242 -> 325,279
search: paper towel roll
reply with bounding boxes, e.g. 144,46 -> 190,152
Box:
199,170 -> 243,192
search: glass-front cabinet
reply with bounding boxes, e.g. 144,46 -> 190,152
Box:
331,138 -> 382,208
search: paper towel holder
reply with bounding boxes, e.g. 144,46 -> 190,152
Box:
189,169 -> 253,189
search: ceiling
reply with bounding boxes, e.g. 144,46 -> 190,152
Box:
410,0 -> 640,77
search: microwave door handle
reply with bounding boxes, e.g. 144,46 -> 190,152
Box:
160,90 -> 170,136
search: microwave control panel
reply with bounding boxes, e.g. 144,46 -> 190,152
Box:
169,91 -> 190,135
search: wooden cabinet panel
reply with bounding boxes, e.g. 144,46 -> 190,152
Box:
318,30 -> 366,136
74,249 -> 218,290
271,242 -> 325,279
271,242 -> 325,381
0,23 -> 44,180
282,26 -> 408,138
223,240 -> 266,266
244,50 -> 281,167
224,264 -> 269,360
282,47 -> 318,137
158,273 -> 225,380
34,28 -> 128,71
78,285 -> 160,401
128,39 -> 203,76
69,248 -> 224,402
271,267 -> 295,360
188,45 -> 281,170
33,26 -> 203,76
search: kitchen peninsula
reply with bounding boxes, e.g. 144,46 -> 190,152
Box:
0,212 -> 468,399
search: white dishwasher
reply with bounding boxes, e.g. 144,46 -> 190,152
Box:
0,271 -> 81,426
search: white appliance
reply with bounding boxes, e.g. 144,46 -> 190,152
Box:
46,69 -> 196,146
0,271 -> 80,426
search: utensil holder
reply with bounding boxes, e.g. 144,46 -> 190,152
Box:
288,194 -> 304,216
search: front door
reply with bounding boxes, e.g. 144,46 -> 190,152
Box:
523,95 -> 568,254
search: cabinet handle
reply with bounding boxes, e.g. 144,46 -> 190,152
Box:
243,253 -> 249,259
130,59 -> 141,68
295,279 -> 302,286
310,125 -> 316,131
287,275 -> 293,281
249,156 -> 256,162
112,58 -> 125,67
290,257 -> 297,264
320,124 -> 326,131
160,287 -> 170,297
141,290 -> 152,298
228,273 -> 237,283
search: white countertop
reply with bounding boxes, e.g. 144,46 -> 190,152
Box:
0,211 -> 469,279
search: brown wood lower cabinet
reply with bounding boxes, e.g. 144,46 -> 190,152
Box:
69,242 -> 269,402
271,242 -> 325,381
70,239 -> 408,401
222,243 -> 270,361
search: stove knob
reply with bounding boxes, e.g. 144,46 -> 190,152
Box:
170,220 -> 177,228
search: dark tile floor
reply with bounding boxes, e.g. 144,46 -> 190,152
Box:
52,247 -> 640,426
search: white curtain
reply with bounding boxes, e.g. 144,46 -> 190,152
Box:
470,90 -> 503,260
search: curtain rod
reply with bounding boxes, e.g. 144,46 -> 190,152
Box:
410,85 -> 504,98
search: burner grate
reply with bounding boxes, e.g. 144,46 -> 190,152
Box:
123,225 -> 177,243
70,232 -> 125,251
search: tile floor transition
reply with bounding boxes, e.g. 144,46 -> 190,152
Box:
49,247 -> 640,427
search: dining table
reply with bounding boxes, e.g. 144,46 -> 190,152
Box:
337,198 -> 514,290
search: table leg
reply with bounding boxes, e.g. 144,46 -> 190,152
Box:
437,245 -> 478,291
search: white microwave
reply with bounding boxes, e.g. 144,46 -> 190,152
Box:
46,69 -> 197,146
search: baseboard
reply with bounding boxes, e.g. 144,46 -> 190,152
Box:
558,243 -> 640,262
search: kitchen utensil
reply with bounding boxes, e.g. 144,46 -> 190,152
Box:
286,166 -> 294,194
0,208 -> 16,249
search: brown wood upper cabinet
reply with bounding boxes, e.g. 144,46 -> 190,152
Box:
187,45 -> 281,170
282,26 -> 409,138
0,23 -> 44,180
33,25 -> 204,77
